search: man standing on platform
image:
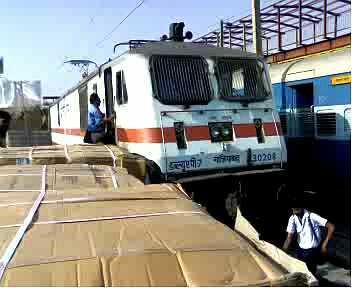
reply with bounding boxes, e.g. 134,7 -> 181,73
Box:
283,204 -> 335,275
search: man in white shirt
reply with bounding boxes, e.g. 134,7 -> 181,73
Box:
283,207 -> 335,275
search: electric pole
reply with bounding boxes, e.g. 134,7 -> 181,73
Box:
252,0 -> 263,56
220,19 -> 224,47
0,57 -> 3,75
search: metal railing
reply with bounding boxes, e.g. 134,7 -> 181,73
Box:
194,0 -> 350,56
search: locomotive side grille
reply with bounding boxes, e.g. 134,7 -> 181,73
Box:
150,55 -> 212,105
316,112 -> 336,136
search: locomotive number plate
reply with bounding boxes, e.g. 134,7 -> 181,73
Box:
251,152 -> 277,162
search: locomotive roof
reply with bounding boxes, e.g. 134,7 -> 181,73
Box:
130,41 -> 258,58
51,42 -> 258,106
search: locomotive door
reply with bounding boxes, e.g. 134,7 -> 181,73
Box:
78,84 -> 88,131
104,67 -> 115,144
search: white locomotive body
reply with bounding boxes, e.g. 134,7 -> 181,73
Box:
50,41 -> 287,181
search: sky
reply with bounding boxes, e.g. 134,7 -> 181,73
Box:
1,0 -> 276,96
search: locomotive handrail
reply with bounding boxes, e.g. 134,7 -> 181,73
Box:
173,168 -> 286,183
159,107 -> 273,114
113,40 -> 159,53
272,111 -> 284,169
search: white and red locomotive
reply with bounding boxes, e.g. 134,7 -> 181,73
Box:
49,24 -> 287,225
51,37 -> 286,175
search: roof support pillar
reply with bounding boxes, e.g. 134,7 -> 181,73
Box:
323,0 -> 328,39
277,6 -> 283,51
252,0 -> 263,56
220,20 -> 224,47
298,0 -> 303,46
243,23 -> 247,52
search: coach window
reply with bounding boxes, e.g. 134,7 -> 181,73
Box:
93,83 -> 97,93
116,71 -> 128,105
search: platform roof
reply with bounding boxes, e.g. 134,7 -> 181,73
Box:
193,0 -> 351,55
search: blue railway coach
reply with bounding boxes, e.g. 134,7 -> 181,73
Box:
269,46 -> 351,195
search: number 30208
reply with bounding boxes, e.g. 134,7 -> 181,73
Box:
252,152 -> 277,162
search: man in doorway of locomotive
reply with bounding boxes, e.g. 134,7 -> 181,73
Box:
282,207 -> 335,275
87,93 -> 115,144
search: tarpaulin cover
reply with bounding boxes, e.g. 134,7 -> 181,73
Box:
0,144 -> 147,181
0,164 -> 314,286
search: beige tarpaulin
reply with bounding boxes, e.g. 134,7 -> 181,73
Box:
235,208 -> 318,286
0,144 -> 147,181
0,164 -> 314,286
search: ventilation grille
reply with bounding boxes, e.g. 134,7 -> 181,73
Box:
344,109 -> 351,133
317,112 -> 336,136
296,111 -> 314,136
150,55 -> 212,105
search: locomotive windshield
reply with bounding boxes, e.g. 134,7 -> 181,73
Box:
215,58 -> 271,101
150,55 -> 212,105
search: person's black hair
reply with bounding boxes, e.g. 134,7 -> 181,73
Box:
283,182 -> 305,208
89,93 -> 100,104
287,192 -> 305,209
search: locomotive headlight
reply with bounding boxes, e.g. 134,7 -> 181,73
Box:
221,127 -> 232,137
209,122 -> 233,143
211,128 -> 221,138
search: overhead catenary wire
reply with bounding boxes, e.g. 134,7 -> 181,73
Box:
42,0 -> 104,94
45,0 -> 146,95
56,0 -> 146,93
95,0 -> 146,48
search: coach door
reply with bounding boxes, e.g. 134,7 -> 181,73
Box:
289,82 -> 315,190
104,67 -> 115,144
291,83 -> 314,138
